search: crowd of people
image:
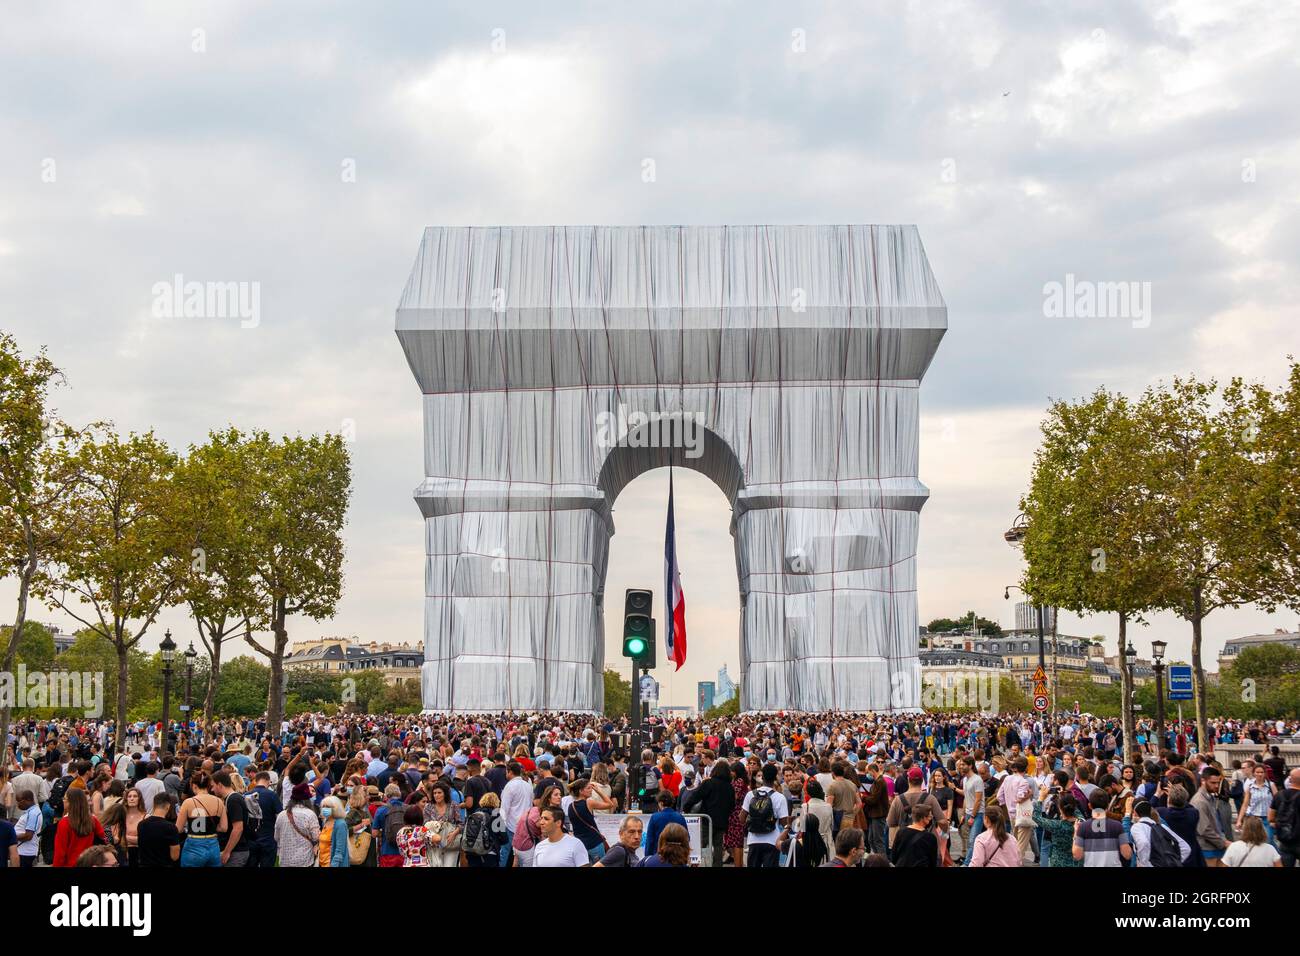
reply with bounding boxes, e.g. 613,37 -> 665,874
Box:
1,710 -> 1296,869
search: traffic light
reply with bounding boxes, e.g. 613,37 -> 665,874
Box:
622,588 -> 655,666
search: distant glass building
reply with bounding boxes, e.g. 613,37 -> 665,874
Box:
1014,601 -> 1056,633
697,681 -> 716,714
716,664 -> 737,703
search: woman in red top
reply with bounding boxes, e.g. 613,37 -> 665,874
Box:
54,788 -> 106,867
658,757 -> 683,803
512,744 -> 536,775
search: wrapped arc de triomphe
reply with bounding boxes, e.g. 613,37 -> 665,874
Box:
396,225 -> 946,713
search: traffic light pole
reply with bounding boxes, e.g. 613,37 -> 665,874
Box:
629,658 -> 642,811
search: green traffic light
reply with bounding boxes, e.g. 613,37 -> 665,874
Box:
625,637 -> 646,656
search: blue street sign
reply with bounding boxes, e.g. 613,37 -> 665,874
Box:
1167,664 -> 1194,700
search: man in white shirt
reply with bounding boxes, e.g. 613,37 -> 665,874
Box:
1130,800 -> 1190,866
13,790 -> 43,868
134,762 -> 166,811
112,750 -> 134,781
532,806 -> 589,867
499,761 -> 533,866
12,759 -> 49,806
739,763 -> 790,867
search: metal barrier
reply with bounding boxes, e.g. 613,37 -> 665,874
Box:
594,812 -> 714,866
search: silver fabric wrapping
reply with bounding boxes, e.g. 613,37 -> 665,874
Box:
397,225 -> 946,712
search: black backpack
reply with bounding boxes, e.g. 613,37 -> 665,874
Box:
747,788 -> 778,834
382,806 -> 407,849
241,792 -> 263,838
463,810 -> 500,856
47,775 -> 73,817
1143,819 -> 1184,867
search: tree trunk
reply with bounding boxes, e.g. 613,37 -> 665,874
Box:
1,557 -> 36,766
1118,612 -> 1135,764
116,638 -> 130,753
1051,609 -> 1058,715
203,629 -> 222,730
266,636 -> 285,732
1190,587 -> 1209,757
265,597 -> 288,733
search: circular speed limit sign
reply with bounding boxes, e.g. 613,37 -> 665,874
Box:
1033,694 -> 1049,712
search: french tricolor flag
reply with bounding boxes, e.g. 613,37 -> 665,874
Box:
664,469 -> 687,671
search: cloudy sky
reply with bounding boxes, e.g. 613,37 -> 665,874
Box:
2,1 -> 1297,707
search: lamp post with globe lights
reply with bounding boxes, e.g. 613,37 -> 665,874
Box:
1151,639 -> 1168,748
159,629 -> 176,758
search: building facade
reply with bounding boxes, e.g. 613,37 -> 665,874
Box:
285,638 -> 424,686
970,634 -> 1096,691
343,642 -> 424,687
919,649 -> 1008,710
716,664 -> 738,704
1218,629 -> 1300,671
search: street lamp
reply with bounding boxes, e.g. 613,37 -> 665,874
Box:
1123,640 -> 1139,756
1005,513 -> 1050,717
184,642 -> 198,735
1151,639 -> 1167,748
159,629 -> 176,758
1001,582 -> 1045,671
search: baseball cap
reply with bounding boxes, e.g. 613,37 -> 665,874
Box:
907,767 -> 924,782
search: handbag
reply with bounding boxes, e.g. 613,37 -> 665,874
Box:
428,817 -> 462,852
348,828 -> 372,865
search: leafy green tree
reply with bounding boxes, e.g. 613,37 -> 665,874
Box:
704,685 -> 741,719
0,334 -> 94,759
173,429 -> 261,729
345,669 -> 389,713
1020,389 -> 1167,759
51,629 -> 117,718
1226,645 -> 1300,718
1055,670 -> 1123,717
603,668 -> 632,717
213,656 -> 271,717
0,621 -> 56,673
240,432 -> 351,730
1221,362 -> 1300,617
286,668 -> 346,708
926,613 -> 1002,637
375,679 -> 422,715
1136,378 -> 1269,756
36,432 -> 184,749
995,677 -> 1030,714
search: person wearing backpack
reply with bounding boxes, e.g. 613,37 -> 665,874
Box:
886,767 -> 944,849
511,800 -> 545,867
212,771 -> 253,867
373,785 -> 409,867
739,763 -> 789,867
1131,800 -> 1190,867
46,767 -> 73,820
160,757 -> 184,804
462,791 -> 504,867
1271,768 -> 1300,868
247,771 -> 282,867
